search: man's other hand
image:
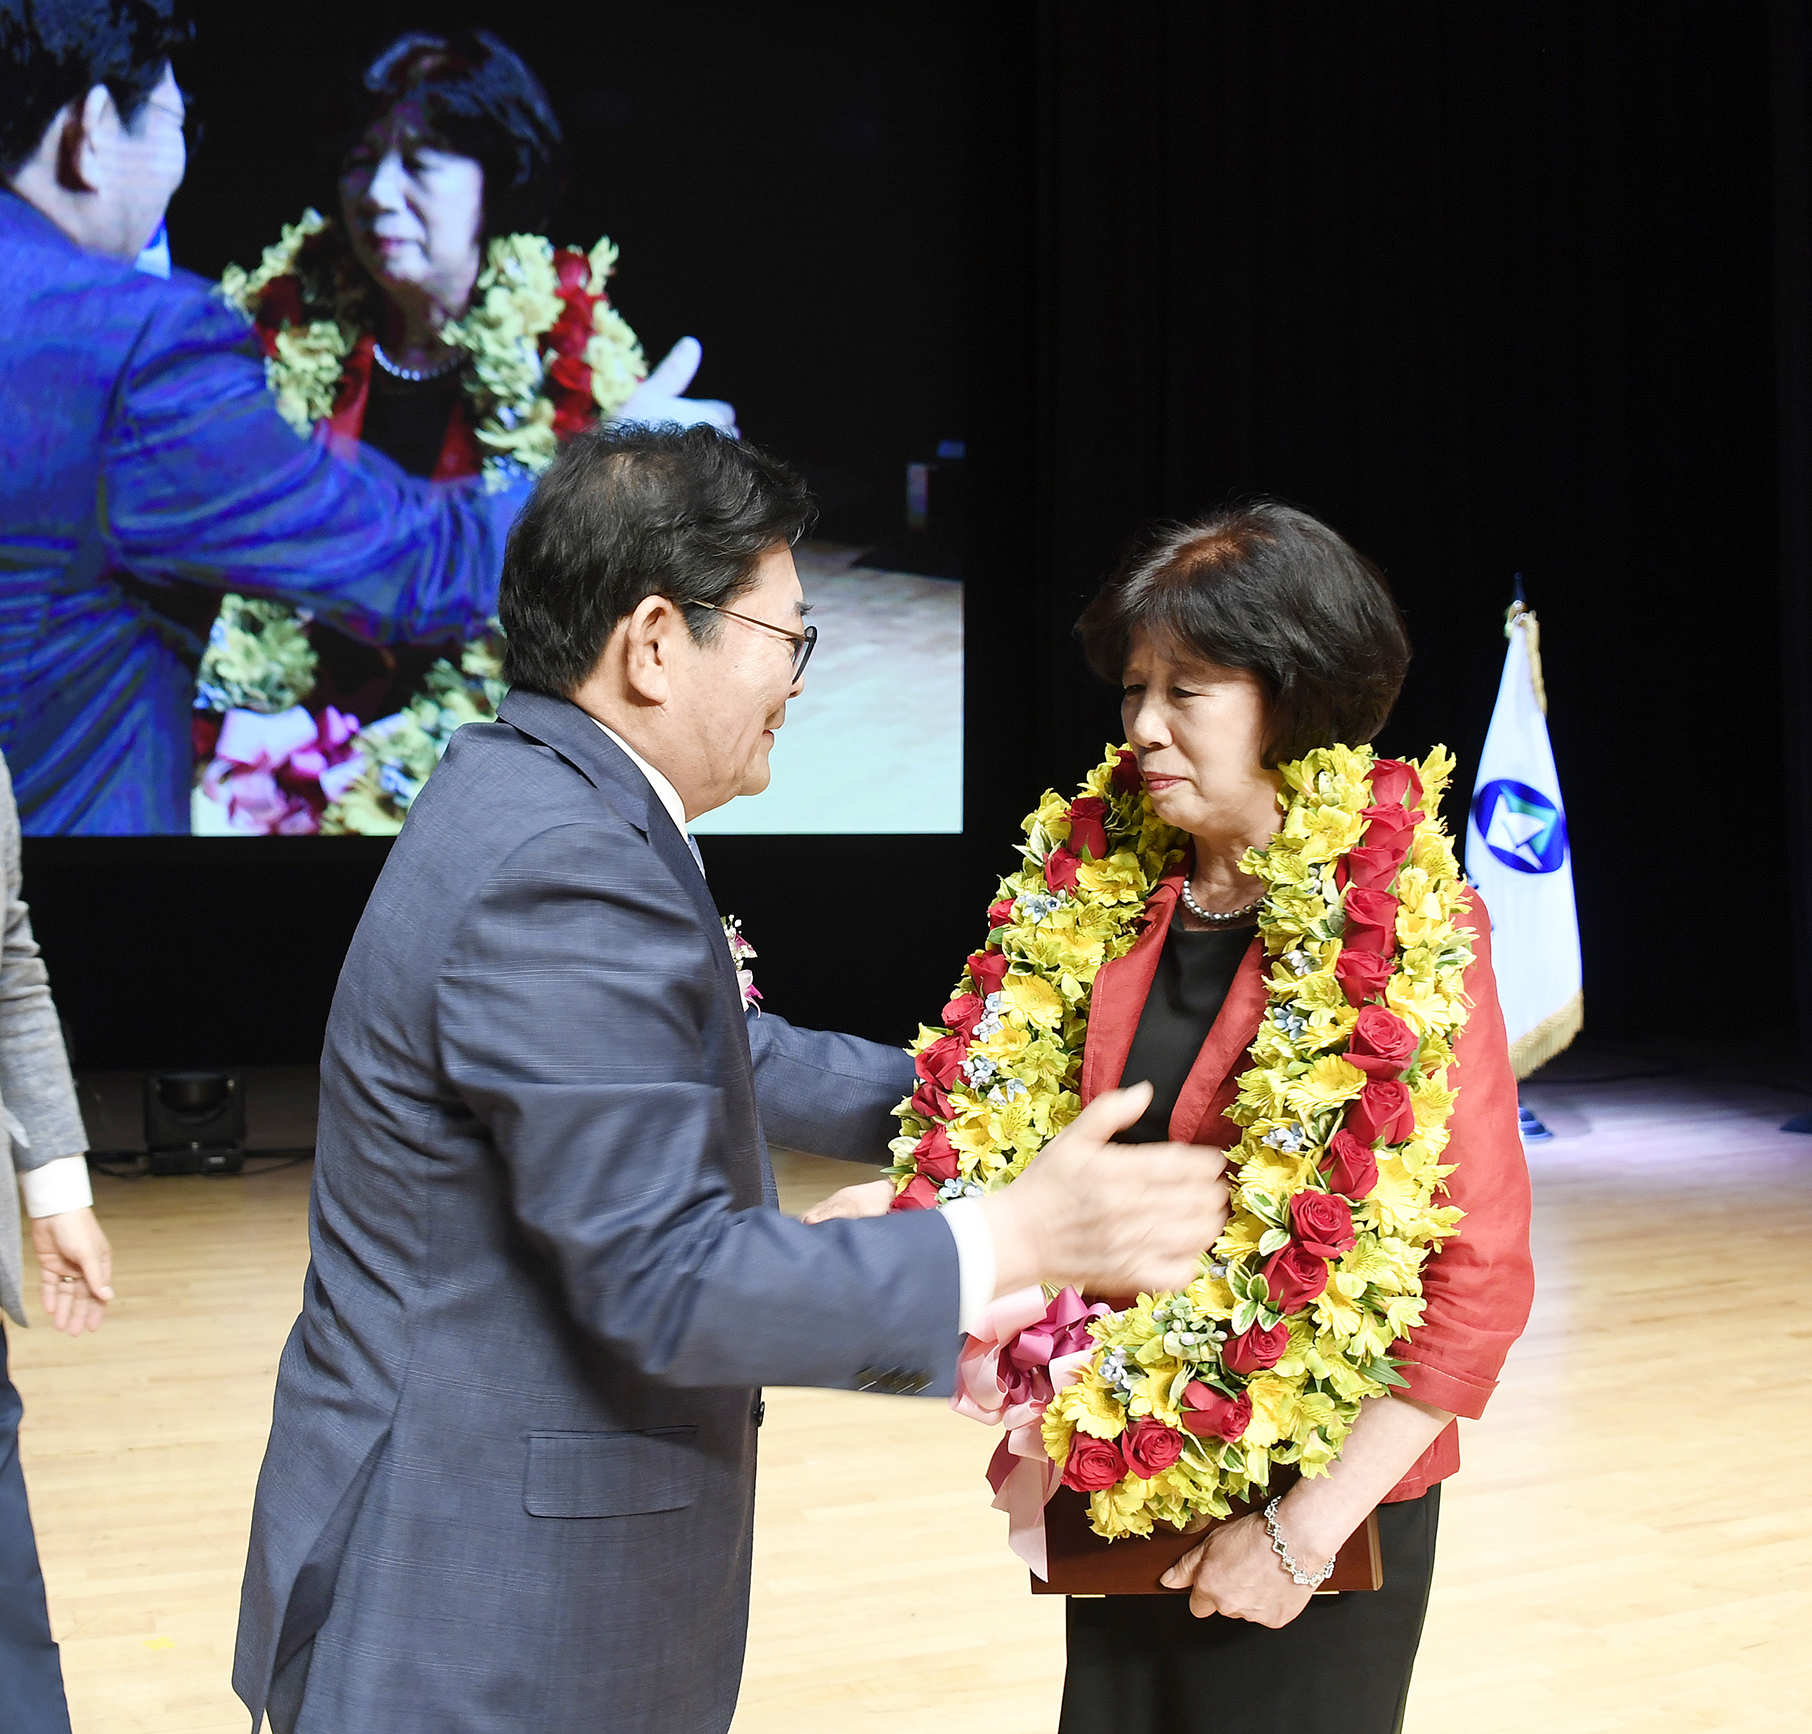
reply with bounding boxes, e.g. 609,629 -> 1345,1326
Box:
979,1082 -> 1230,1297
800,1178 -> 894,1224
31,1207 -> 114,1335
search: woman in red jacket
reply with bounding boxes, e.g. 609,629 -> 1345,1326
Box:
813,500 -> 1532,1730
1057,503 -> 1533,1732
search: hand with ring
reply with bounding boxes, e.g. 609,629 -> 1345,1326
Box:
30,1206 -> 114,1335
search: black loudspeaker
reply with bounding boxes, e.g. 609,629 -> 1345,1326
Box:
143,1071 -> 245,1174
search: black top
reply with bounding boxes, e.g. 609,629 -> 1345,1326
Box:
360,363 -> 466,480
1117,910 -> 1258,1143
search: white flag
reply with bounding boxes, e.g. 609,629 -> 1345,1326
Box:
1465,604 -> 1583,1077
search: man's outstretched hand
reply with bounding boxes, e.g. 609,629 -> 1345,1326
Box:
980,1082 -> 1229,1297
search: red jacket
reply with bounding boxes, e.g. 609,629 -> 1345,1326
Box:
1080,865 -> 1535,1501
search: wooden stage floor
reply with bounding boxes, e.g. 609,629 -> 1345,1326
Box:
11,1070 -> 1811,1732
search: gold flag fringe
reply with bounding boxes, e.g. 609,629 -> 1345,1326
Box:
1508,988 -> 1583,1080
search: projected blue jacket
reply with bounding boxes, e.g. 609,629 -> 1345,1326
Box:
0,192 -> 524,834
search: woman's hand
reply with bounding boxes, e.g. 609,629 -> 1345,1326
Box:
31,1207 -> 114,1336
800,1178 -> 895,1224
1160,1511 -> 1319,1626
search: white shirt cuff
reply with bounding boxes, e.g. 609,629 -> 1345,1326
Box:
937,1196 -> 997,1337
20,1154 -> 93,1219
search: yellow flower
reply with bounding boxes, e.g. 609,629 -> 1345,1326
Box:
1002,973 -> 1065,1029
1051,1371 -> 1126,1440
1076,851 -> 1149,903
1285,1055 -> 1368,1112
1243,1375 -> 1298,1448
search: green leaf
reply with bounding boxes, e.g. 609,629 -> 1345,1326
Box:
1248,1191 -> 1284,1228
1257,1226 -> 1291,1256
1169,1364 -> 1196,1408
1232,1299 -> 1260,1334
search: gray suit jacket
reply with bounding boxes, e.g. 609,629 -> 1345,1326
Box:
235,688 -> 954,1734
0,752 -> 88,1327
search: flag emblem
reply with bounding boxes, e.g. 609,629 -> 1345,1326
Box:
1473,778 -> 1567,875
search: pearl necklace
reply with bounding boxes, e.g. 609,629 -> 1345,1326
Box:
1179,878 -> 1264,926
372,339 -> 463,383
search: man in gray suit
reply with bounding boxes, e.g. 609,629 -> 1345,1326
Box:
236,425 -> 1229,1734
2,750 -> 114,1733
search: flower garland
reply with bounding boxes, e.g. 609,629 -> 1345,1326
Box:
199,212 -> 646,835
894,742 -> 1476,1542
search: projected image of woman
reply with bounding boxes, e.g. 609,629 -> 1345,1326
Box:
193,30 -> 734,835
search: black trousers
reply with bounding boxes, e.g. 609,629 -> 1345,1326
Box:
0,1323 -> 72,1734
1060,1487 -> 1440,1734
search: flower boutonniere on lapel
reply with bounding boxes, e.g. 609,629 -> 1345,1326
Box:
722,917 -> 762,1014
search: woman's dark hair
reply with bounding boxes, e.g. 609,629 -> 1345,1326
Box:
0,0 -> 192,176
345,29 -> 564,240
500,424 -> 817,696
1075,502 -> 1412,766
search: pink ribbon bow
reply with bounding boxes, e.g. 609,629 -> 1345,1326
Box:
952,1285 -> 1110,1579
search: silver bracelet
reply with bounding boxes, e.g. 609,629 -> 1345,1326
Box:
1262,1495 -> 1336,1589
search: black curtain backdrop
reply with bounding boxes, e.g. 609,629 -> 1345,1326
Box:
23,0 -> 1803,1068
994,0 -> 1784,1048
1774,0 -> 1812,1052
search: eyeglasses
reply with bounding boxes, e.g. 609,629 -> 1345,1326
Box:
144,93 -> 204,156
689,601 -> 817,682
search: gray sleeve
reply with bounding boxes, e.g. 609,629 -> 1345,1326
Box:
745,1010 -> 917,1162
0,754 -> 87,1171
436,821 -> 960,1392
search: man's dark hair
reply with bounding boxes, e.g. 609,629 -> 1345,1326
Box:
500,425 -> 816,696
1075,502 -> 1412,766
342,28 -> 564,241
0,0 -> 192,177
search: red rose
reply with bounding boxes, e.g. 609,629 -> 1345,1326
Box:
1322,1129 -> 1379,1200
915,1033 -> 968,1091
910,1079 -> 952,1121
1335,947 -> 1393,1006
943,994 -> 985,1039
890,1175 -> 940,1212
547,354 -> 592,397
1181,1382 -> 1253,1441
1043,845 -> 1081,893
554,249 -> 591,293
1221,1320 -> 1288,1375
987,898 -> 1015,929
1259,1242 -> 1330,1312
256,276 -> 304,331
1289,1190 -> 1357,1259
546,302 -> 594,359
968,950 -> 1009,1000
1339,840 -> 1408,892
1122,1417 -> 1186,1477
1111,749 -> 1143,794
1347,1079 -> 1416,1147
1346,1005 -> 1420,1079
1067,795 -> 1109,861
913,1125 -> 960,1184
1059,1433 -> 1128,1492
1342,886 -> 1400,956
192,712 -> 222,760
552,398 -> 594,440
1359,803 -> 1419,850
1369,758 -> 1424,810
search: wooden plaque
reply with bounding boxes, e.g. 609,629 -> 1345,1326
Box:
1031,1482 -> 1383,1596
